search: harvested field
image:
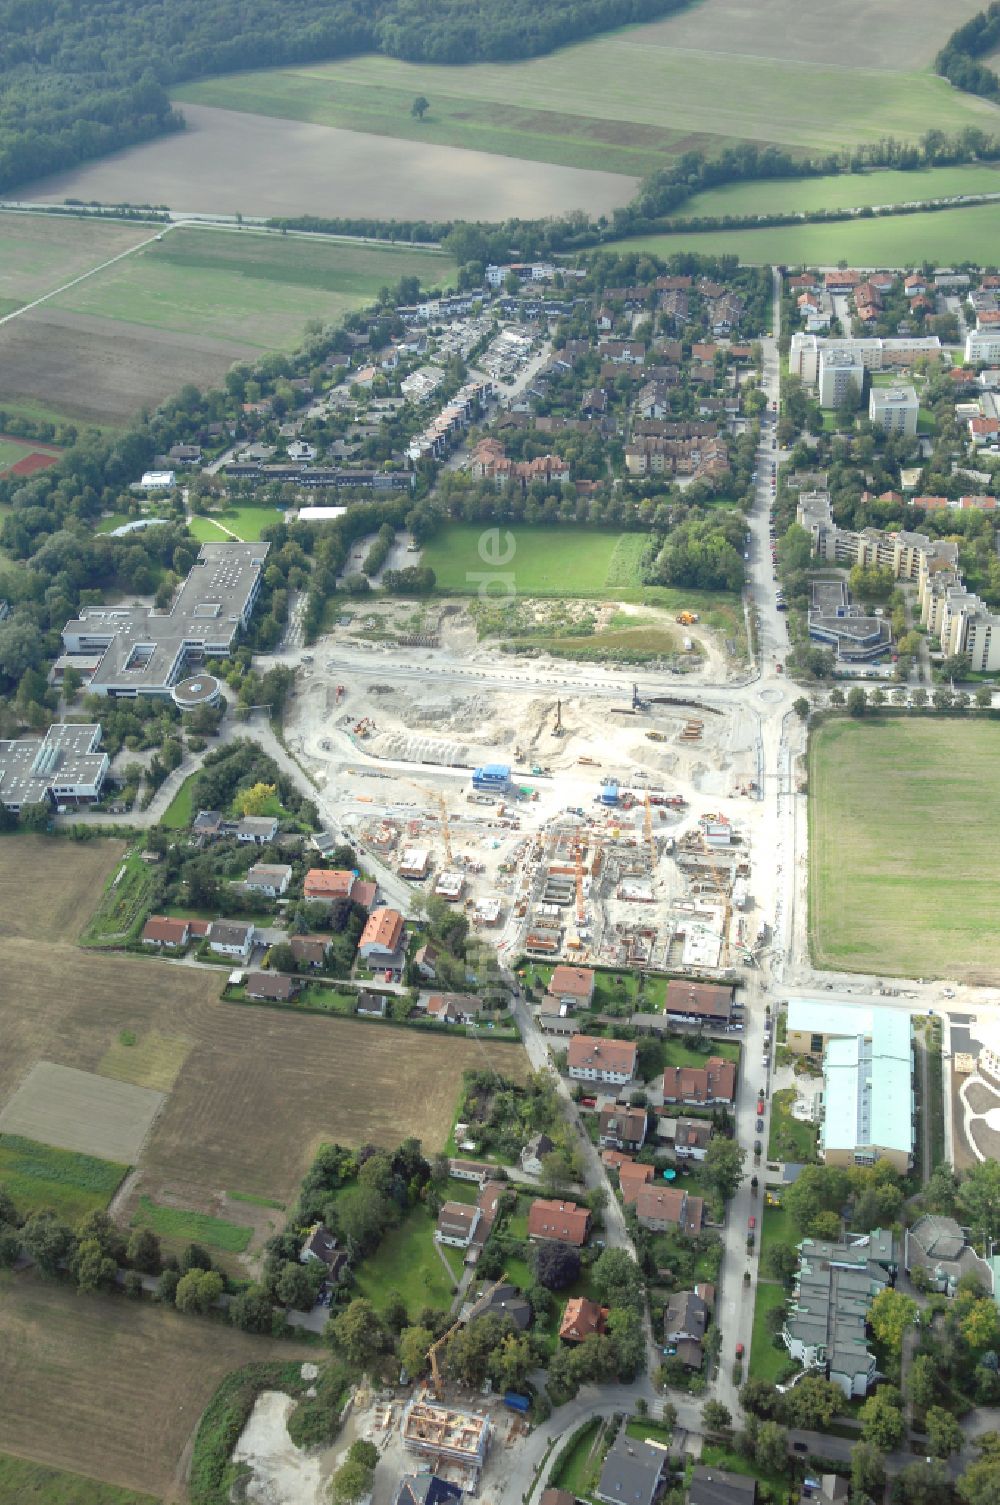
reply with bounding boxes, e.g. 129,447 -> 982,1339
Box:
0,838 -> 526,1243
0,305 -> 255,429
0,1062 -> 164,1162
809,718 -> 1000,980
0,835 -> 125,941
22,103 -> 636,220
0,1272 -> 309,1498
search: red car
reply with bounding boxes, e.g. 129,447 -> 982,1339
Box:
736,1342 -> 745,1357
748,1216 -> 757,1231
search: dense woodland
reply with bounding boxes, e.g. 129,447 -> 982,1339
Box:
936,4 -> 1000,103
0,0 -> 686,191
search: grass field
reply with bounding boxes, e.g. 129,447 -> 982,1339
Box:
187,504 -> 286,543
352,1202 -> 459,1317
749,1279 -> 792,1385
0,437 -> 34,472
160,774 -> 196,829
51,226 -> 454,352
0,213 -> 151,306
422,526 -> 651,596
0,1453 -> 157,1505
767,1086 -> 820,1164
0,1272 -> 309,1497
0,1134 -> 127,1222
809,718 -> 1000,979
679,162 -> 1000,221
174,10 -> 999,175
604,201 -> 1000,268
131,1194 -> 253,1253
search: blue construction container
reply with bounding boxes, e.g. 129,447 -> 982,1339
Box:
472,763 -> 511,793
600,783 -> 619,806
503,1392 -> 531,1413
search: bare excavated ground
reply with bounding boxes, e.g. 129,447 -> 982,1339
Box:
0,306 -> 256,427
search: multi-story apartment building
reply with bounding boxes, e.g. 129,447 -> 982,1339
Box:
789,332 -> 942,386
868,385 -> 919,436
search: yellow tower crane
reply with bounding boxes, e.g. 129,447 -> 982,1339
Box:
427,1272 -> 507,1398
437,792 -> 453,866
644,793 -> 656,873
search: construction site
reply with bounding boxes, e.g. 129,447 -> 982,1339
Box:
280,610 -> 769,978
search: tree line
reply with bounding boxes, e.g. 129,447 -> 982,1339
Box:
936,4 -> 1000,103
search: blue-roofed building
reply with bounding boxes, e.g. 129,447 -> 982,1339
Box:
785,998 -> 913,1172
395,1474 -> 463,1505
472,764 -> 511,793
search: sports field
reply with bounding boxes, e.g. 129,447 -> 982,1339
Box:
809,718 -> 1000,981
0,1274 -> 309,1497
604,202 -> 1000,268
174,0 -> 998,176
679,163 -> 1000,221
187,504 -> 286,543
421,526 -> 652,597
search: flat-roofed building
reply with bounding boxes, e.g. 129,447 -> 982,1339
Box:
62,543 -> 268,700
869,384 -> 919,435
782,1231 -> 897,1398
0,722 -> 108,813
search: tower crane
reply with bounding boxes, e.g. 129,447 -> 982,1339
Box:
437,792 -> 453,866
427,1272 -> 507,1397
644,793 -> 657,874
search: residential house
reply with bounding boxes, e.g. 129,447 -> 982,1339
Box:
193,810 -> 226,839
635,1185 -> 704,1235
904,273 -> 927,298
245,863 -> 292,898
527,1199 -> 591,1247
246,971 -> 300,1002
782,1230 -> 898,1398
566,1035 -> 637,1086
414,942 -> 439,980
661,1057 -> 736,1107
672,1118 -> 714,1162
436,1202 -> 482,1248
904,1214 -> 993,1296
304,868 -> 357,904
358,907 -> 405,963
236,816 -> 279,845
664,980 -> 734,1028
426,993 -> 484,1026
547,965 -> 595,1009
449,1158 -> 495,1186
395,1474 -> 464,1505
618,1161 -> 654,1207
688,1467 -> 757,1505
799,1479 -> 848,1505
468,1281 -> 532,1331
596,1425 -> 668,1505
521,1132 -> 555,1177
300,1223 -> 349,1283
208,920 -> 255,961
141,916 -> 190,948
598,1105 -> 648,1153
559,1296 -> 609,1343
663,1289 -> 708,1368
598,340 -> 645,367
289,934 -> 331,969
356,990 -> 388,1017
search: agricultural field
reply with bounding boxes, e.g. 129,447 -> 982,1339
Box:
23,103 -> 634,222
606,202 -> 1000,269
678,162 -> 1000,221
0,1063 -> 163,1163
50,226 -> 456,352
170,0 -> 997,183
0,1135 -> 127,1222
0,1273 -> 309,1498
809,718 -> 1000,980
0,836 -> 526,1259
0,1453 -> 157,1505
0,216 -> 452,430
422,526 -> 652,597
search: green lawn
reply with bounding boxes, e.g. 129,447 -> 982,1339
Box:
422,525 -> 652,597
160,773 -> 196,830
0,1453 -> 157,1505
603,201 -> 1000,268
352,1203 -> 459,1318
768,1087 -> 819,1164
678,162 -> 1000,220
187,505 -> 286,543
50,226 -> 454,351
131,1195 -> 253,1253
173,27 -> 997,171
749,1280 -> 793,1385
701,1438 -> 792,1497
759,1202 -> 796,1264
0,1135 -> 128,1222
550,1417 -> 613,1497
0,437 -> 33,471
809,717 -> 1000,978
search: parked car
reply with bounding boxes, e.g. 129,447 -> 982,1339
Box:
754,1139 -> 763,1156
736,1342 -> 745,1358
756,1116 -> 764,1131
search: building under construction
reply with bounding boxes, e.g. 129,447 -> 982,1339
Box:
402,1398 -> 491,1487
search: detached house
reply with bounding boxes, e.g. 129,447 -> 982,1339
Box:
635,1184 -> 704,1235
435,1202 -> 481,1248
566,1035 -> 637,1086
236,816 -> 279,845
208,920 -> 255,961
560,1296 -> 609,1343
358,907 -> 405,963
527,1199 -> 591,1247
304,868 -> 357,904
547,965 -> 595,1009
142,916 -> 190,949
289,934 -> 330,969
245,863 -> 292,898
661,1056 -> 736,1106
598,1104 -> 648,1153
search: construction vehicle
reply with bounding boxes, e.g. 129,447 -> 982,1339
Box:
675,610 -> 699,625
632,682 -> 650,712
645,730 -> 666,742
553,699 -> 563,736
428,1273 -> 507,1397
